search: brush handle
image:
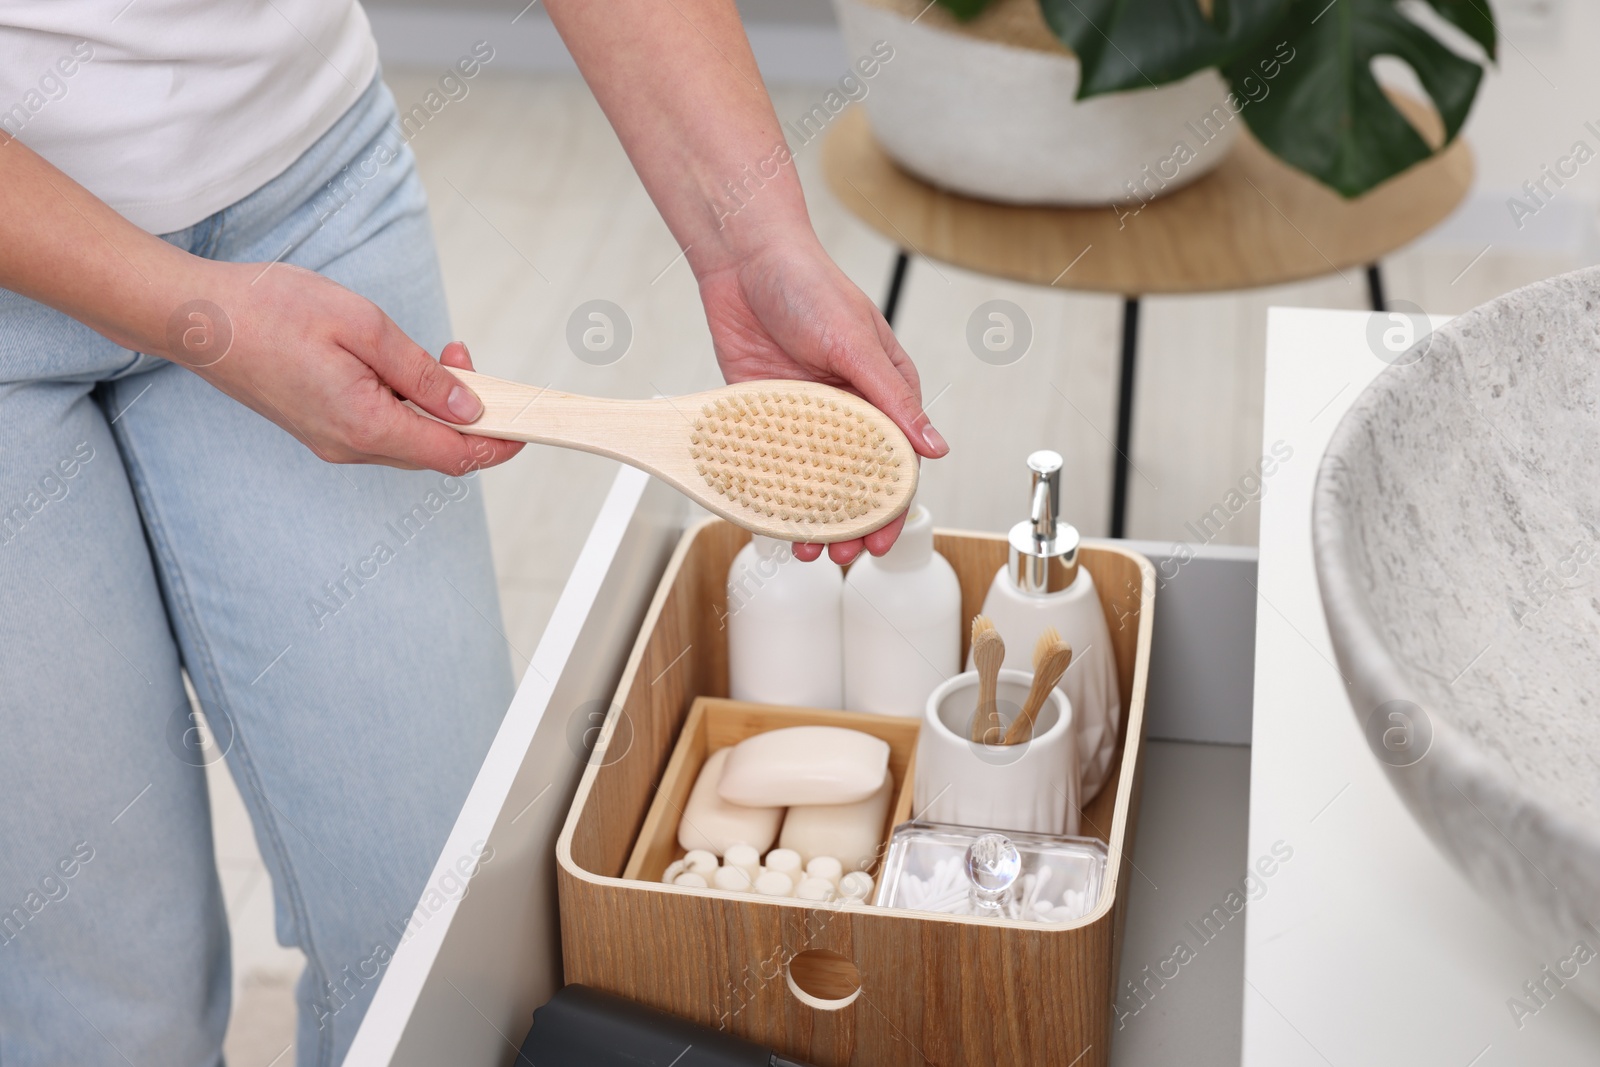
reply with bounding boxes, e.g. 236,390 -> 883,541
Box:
1002,676 -> 1054,745
441,368 -> 566,441
1002,652 -> 1073,745
970,662 -> 1001,744
428,368 -> 652,454
970,683 -> 995,743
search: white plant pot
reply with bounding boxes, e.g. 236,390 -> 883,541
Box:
833,0 -> 1240,205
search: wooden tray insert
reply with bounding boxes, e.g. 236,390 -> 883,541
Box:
622,698 -> 919,883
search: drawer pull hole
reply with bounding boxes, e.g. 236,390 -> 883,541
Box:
785,950 -> 862,1010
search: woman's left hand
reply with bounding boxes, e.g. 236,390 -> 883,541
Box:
696,234 -> 948,564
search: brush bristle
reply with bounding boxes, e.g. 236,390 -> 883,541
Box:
687,389 -> 902,526
1032,626 -> 1063,670
971,615 -> 995,642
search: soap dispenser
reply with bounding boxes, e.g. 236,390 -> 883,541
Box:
726,536 -> 844,709
841,504 -> 962,716
978,451 -> 1121,802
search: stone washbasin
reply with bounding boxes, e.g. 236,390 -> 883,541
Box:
1314,266 -> 1600,1011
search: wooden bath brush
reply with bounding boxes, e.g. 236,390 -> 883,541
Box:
435,369 -> 919,542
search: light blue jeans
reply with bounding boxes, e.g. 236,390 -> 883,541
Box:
0,74 -> 513,1066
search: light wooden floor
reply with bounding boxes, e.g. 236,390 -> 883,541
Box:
217,67 -> 1581,1065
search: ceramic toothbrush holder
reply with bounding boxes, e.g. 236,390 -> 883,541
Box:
915,669 -> 1079,836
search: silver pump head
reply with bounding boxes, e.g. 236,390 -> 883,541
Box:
1006,450 -> 1079,595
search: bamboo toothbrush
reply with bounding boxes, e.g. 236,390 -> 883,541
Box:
969,616 -> 1005,744
1003,627 -> 1074,745
427,368 -> 918,543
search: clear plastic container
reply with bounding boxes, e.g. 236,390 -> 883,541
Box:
873,820 -> 1107,923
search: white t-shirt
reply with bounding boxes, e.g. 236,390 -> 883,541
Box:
0,1 -> 377,234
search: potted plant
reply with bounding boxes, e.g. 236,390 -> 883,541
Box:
832,0 -> 1496,204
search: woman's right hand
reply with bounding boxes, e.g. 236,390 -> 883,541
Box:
165,259 -> 522,475
1,135 -> 516,476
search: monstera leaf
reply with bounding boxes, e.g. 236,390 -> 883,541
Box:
1420,0 -> 1497,60
930,0 -> 1495,198
1035,0 -> 1293,95
934,0 -> 997,18
1224,0 -> 1487,196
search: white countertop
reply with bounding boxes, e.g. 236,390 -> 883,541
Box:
1245,308 -> 1600,1065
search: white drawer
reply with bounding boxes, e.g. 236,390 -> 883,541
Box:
346,464 -> 1260,1066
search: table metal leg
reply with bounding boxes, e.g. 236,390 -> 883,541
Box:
1366,263 -> 1387,313
1111,297 -> 1140,540
881,250 -> 911,328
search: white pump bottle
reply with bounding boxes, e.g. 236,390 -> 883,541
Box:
977,451 -> 1122,801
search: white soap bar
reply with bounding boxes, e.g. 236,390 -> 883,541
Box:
677,748 -> 783,855
779,775 -> 894,871
717,726 -> 889,807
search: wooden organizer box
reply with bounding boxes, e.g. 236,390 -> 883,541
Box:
556,520 -> 1155,1066
621,698 -> 918,883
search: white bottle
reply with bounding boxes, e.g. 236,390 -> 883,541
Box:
841,505 -> 962,716
726,535 -> 843,708
978,451 -> 1122,803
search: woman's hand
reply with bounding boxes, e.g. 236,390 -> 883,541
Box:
171,260 -> 523,475
0,138 -> 515,476
542,0 -> 947,562
697,234 -> 948,563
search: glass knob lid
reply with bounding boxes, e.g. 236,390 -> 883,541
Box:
965,833 -> 1022,903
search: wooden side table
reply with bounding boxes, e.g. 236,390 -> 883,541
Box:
821,101 -> 1473,536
